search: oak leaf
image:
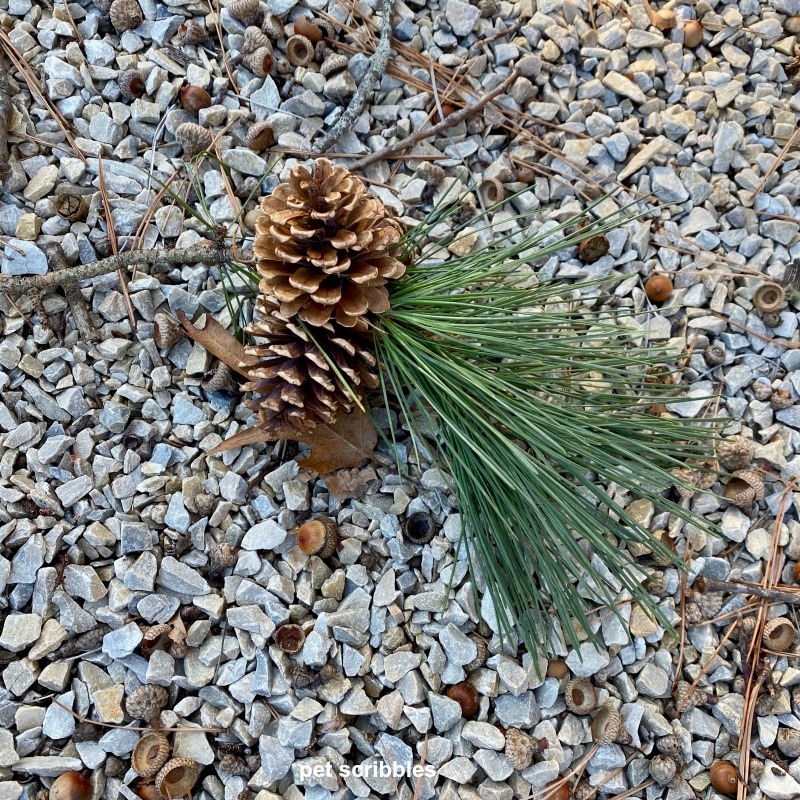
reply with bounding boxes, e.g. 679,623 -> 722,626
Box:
177,310 -> 258,378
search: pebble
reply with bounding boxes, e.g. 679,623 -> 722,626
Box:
1,240 -> 48,275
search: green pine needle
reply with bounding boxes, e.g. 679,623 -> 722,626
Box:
374,197 -> 716,657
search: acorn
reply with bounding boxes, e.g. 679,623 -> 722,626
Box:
564,678 -> 596,714
297,517 -> 339,558
242,47 -> 273,78
674,680 -> 717,712
246,120 -> 274,152
275,623 -> 306,654
649,754 -> 677,786
590,705 -> 622,745
403,512 -> 436,544
771,388 -> 794,410
723,470 -> 764,509
242,25 -> 271,53
446,681 -> 480,718
174,122 -> 212,156
132,731 -> 170,777
109,0 -> 143,31
683,19 -> 703,47
228,0 -> 260,25
153,313 -> 182,350
293,16 -> 322,42
709,761 -> 739,794
547,659 -> 570,680
137,783 -> 162,800
118,68 -> 145,100
178,20 -> 208,45
703,342 -> 725,366
717,436 -> 754,472
155,758 -> 199,799
762,617 -> 795,651
141,624 -> 172,658
180,85 -> 212,115
125,684 -> 170,723
478,177 -> 505,206
645,274 -> 673,303
50,772 -> 92,800
753,281 -> 785,313
578,233 -> 609,264
286,34 -> 314,67
544,781 -> 570,800
52,194 -> 88,222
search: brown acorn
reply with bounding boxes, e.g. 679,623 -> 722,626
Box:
709,761 -> 739,794
297,517 -> 339,558
753,281 -> 785,313
242,46 -> 273,78
179,85 -> 212,115
578,234 -> 609,264
50,772 -> 92,800
293,16 -> 323,42
446,681 -> 480,718
137,782 -> 162,800
118,68 -> 145,99
545,781 -> 570,800
645,274 -> 673,303
155,758 -> 199,799
546,658 -> 570,680
246,120 -> 274,152
275,623 -> 306,654
109,0 -> 143,31
403,512 -> 436,544
794,562 -> 800,583
762,617 -> 795,651
132,731 -> 170,777
52,194 -> 88,222
683,20 -> 703,46
286,34 -> 314,67
564,678 -> 596,714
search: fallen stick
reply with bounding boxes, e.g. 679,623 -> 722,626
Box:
347,69 -> 520,172
694,576 -> 800,606
0,67 -> 10,185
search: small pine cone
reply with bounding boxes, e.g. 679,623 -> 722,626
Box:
109,0 -> 143,31
649,754 -> 677,786
752,381 -> 773,401
242,26 -> 271,54
228,0 -> 261,25
219,753 -> 250,775
175,122 -> 212,156
656,734 -> 683,762
463,633 -> 488,672
125,684 -> 169,722
694,591 -> 724,620
703,342 -> 726,366
208,542 -> 237,574
723,470 -> 764,508
179,19 -> 209,45
244,297 -> 380,436
717,437 -> 755,471
772,388 -> 794,409
118,68 -> 145,99
504,727 -> 535,771
674,680 -> 716,712
320,54 -> 348,77
673,466 -> 716,499
254,158 -> 405,328
417,161 -> 445,186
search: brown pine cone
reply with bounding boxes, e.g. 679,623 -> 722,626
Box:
253,159 -> 405,328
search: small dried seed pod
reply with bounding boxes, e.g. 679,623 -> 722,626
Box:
110,0 -> 143,31
478,177 -> 505,206
709,761 -> 739,794
242,25 -> 271,53
228,0 -> 260,26
717,436 -> 754,471
578,234 -> 609,264
261,13 -> 284,38
649,754 -> 677,786
218,753 -> 249,776
203,360 -> 234,391
753,281 -> 785,313
417,161 -> 445,186
297,516 -> 339,558
286,34 -> 314,67
178,20 -> 209,45
463,632 -> 488,672
141,624 -> 172,658
208,541 -> 237,574
564,678 -> 596,714
293,16 -> 323,42
246,120 -> 274,151
504,727 -> 535,771
645,274 -> 673,303
763,617 -> 795,651
118,68 -> 145,99
125,684 -> 170,723
52,194 -> 88,222
590,705 -> 621,745
155,758 -> 199,800
50,772 -> 92,800
683,19 -> 703,47
242,47 -> 273,77
175,122 -> 212,156
275,623 -> 306,654
446,681 -> 480,718
656,734 -> 682,761
132,731 -> 170,777
777,727 -> 800,758
153,313 -> 182,350
179,85 -> 212,115
703,342 -> 726,366
320,54 -> 349,77
771,388 -> 794,410
674,680 -> 716,712
403,512 -> 436,544
291,664 -> 314,690
723,470 -> 764,509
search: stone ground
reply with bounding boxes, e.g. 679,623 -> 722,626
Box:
2,0 -> 800,799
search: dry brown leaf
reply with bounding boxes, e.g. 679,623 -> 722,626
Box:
323,467 -> 379,502
177,310 -> 259,378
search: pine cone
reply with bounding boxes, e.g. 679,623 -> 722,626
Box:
244,297 -> 379,435
125,684 -> 169,722
253,159 -> 405,328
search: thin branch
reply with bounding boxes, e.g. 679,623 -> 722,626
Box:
0,245 -> 254,294
348,70 -> 520,172
0,66 -> 10,184
40,242 -> 99,341
694,576 -> 800,605
313,0 -> 395,152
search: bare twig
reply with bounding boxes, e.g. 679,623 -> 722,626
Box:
695,576 -> 800,605
0,245 -> 254,294
348,70 -> 519,171
0,65 -> 10,184
313,0 -> 395,152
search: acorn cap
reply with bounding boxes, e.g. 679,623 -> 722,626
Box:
125,684 -> 170,723
174,122 -> 212,156
153,313 -> 182,350
403,512 -> 436,544
141,624 -> 172,658
155,758 -> 199,799
109,0 -> 143,32
227,0 -> 260,25
649,754 -> 677,786
297,517 -> 338,558
723,470 -> 764,508
763,617 -> 795,651
753,281 -> 785,313
246,120 -> 274,152
504,727 -> 535,771
274,623 -> 306,654
463,632 -> 488,672
133,731 -> 170,777
478,177 -> 505,207
286,34 -> 314,67
717,436 -> 755,471
578,233 -> 609,264
590,705 -> 621,745
320,54 -> 348,77
564,678 -> 596,714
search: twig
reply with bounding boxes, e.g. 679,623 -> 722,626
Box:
695,576 -> 800,605
348,69 -> 520,171
313,0 -> 395,152
0,245 -> 254,294
0,66 -> 10,184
